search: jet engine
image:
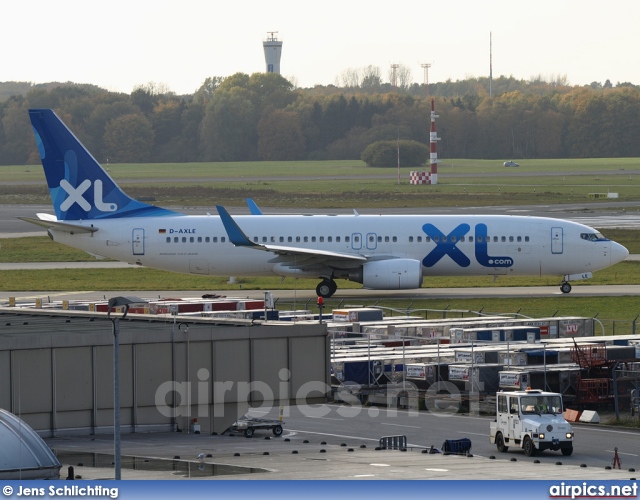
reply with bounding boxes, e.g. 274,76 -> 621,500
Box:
351,259 -> 423,290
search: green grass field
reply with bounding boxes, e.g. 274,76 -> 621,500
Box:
4,157 -> 640,181
3,158 -> 640,208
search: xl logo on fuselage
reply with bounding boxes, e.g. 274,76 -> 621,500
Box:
59,179 -> 117,212
422,223 -> 514,268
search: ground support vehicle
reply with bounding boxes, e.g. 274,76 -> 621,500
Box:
225,417 -> 285,438
489,389 -> 574,456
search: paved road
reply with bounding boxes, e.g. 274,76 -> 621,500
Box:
42,403 -> 640,480
248,403 -> 640,471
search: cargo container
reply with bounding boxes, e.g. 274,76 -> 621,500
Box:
448,363 -> 502,393
499,364 -> 580,394
415,317 -> 508,338
332,308 -> 384,322
450,326 -> 540,343
500,351 -> 533,367
453,346 -> 503,364
332,358 -> 387,385
405,362 -> 452,385
499,371 -> 530,390
501,316 -> 594,339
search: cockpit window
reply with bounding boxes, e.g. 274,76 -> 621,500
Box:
580,232 -> 607,242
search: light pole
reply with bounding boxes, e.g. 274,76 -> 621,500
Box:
107,296 -> 144,480
178,322 -> 189,433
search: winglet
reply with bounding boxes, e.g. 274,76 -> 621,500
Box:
246,198 -> 263,215
216,205 -> 258,247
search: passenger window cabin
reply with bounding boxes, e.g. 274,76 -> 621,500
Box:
158,231 -> 546,248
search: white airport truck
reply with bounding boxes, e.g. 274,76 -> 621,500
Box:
489,389 -> 574,456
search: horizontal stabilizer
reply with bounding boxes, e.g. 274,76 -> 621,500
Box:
18,216 -> 98,234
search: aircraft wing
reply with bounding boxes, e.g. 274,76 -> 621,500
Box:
19,214 -> 98,234
216,205 -> 366,262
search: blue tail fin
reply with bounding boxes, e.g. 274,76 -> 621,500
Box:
29,109 -> 177,220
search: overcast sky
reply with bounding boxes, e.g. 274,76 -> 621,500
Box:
4,0 -> 639,95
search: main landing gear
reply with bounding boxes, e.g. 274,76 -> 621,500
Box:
316,278 -> 337,299
560,282 -> 572,294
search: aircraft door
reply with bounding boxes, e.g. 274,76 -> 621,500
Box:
551,227 -> 563,254
366,232 -> 377,250
132,228 -> 145,255
351,233 -> 362,250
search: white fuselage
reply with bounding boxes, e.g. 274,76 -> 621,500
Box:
47,213 -> 626,286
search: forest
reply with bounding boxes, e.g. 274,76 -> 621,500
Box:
1,73 -> 639,166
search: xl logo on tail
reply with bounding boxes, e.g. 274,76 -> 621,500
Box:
60,179 -> 117,212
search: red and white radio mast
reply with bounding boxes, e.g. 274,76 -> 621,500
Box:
428,98 -> 439,185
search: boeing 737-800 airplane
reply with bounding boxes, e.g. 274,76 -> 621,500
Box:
23,109 -> 629,298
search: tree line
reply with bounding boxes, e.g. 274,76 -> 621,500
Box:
1,73 -> 639,166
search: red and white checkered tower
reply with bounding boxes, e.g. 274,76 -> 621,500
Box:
429,98 -> 439,184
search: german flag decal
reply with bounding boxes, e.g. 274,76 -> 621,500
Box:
159,229 -> 166,234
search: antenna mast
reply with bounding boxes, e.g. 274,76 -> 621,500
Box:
390,63 -> 400,88
421,63 -> 432,98
489,32 -> 493,98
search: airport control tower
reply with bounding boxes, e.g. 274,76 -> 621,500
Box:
263,32 -> 283,74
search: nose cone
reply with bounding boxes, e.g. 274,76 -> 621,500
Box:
610,241 -> 629,265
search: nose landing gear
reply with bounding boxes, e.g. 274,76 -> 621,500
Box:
560,282 -> 572,294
